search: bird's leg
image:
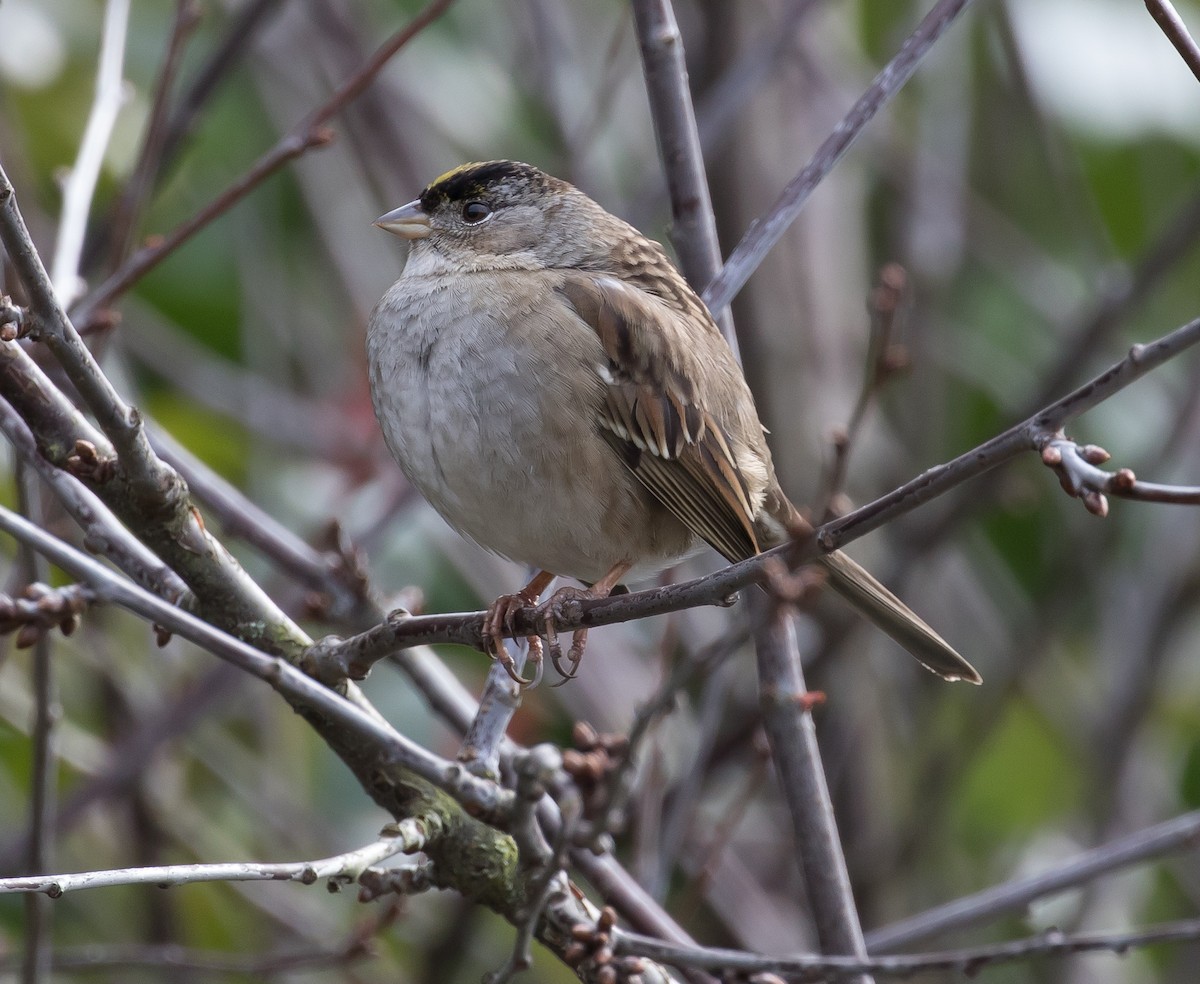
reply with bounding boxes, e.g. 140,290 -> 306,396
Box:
483,569 -> 555,685
542,561 -> 632,682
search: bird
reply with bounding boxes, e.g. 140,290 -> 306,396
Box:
367,160 -> 980,685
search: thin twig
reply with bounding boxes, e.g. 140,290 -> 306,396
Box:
866,809 -> 1200,951
49,0 -> 131,306
0,396 -> 190,602
693,0 -> 827,156
703,0 -> 979,313
1145,0 -> 1200,83
650,657 -> 737,896
0,941 -> 373,977
631,0 -> 736,353
1040,437 -> 1200,512
17,468 -> 56,984
74,0 -> 456,325
817,317 -> 1200,549
588,627 -> 748,846
106,0 -> 204,268
753,596 -> 873,980
615,918 -> 1200,980
818,264 -> 912,519
155,0 -> 287,173
0,823 -> 431,896
0,504 -> 512,824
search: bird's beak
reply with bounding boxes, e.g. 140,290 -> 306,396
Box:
374,200 -> 431,240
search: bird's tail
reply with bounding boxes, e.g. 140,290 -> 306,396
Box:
817,549 -> 981,684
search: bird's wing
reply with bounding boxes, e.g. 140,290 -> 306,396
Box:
557,273 -> 760,563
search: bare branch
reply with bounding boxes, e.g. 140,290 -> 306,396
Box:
74,0 -> 456,324
867,809 -> 1200,950
632,0 -> 736,353
615,919 -> 1200,980
0,824 -> 432,896
817,317 -> 1200,550
49,0 -> 131,306
0,504 -> 513,824
703,0 -> 979,313
754,597 -> 872,981
1146,0 -> 1200,83
0,396 -> 189,601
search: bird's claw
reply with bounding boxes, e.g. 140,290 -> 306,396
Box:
538,586 -> 592,684
482,589 -> 544,687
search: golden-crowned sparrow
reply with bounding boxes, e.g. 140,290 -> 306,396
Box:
368,161 -> 980,684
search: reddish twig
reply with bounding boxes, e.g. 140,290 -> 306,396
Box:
1039,436 -> 1200,514
819,264 -> 912,519
0,582 -> 95,647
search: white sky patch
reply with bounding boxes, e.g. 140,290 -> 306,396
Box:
1008,0 -> 1200,141
0,1 -> 67,90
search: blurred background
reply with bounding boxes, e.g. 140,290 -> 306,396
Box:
1,0 -> 1200,981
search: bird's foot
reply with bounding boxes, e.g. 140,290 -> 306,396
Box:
482,571 -> 555,687
539,561 -> 632,685
539,585 -> 595,684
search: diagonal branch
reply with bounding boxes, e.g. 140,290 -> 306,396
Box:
1146,0 -> 1200,83
867,809 -> 1200,950
73,0 -> 456,325
702,0 -> 979,313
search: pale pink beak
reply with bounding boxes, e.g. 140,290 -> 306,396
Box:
374,200 -> 431,240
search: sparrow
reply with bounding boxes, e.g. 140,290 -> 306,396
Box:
367,161 -> 980,685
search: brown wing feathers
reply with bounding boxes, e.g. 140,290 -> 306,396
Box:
558,276 -> 760,563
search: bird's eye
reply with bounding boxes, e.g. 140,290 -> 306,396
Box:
461,201 -> 491,224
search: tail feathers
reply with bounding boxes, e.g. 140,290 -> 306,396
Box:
818,550 -> 981,684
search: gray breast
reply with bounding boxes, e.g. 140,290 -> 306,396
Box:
367,271 -> 697,581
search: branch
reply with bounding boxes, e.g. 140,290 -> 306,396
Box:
816,317 -> 1200,549
49,0 -> 131,306
615,919 -> 1200,980
0,394 -> 190,602
106,0 -> 204,267
702,0 -> 979,313
73,0 -> 456,324
753,596 -> 872,980
631,0 -> 737,353
1146,0 -> 1200,83
0,823 -> 432,896
309,315 -> 1200,675
0,504 -> 512,824
1040,437 -> 1200,515
867,809 -> 1200,950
